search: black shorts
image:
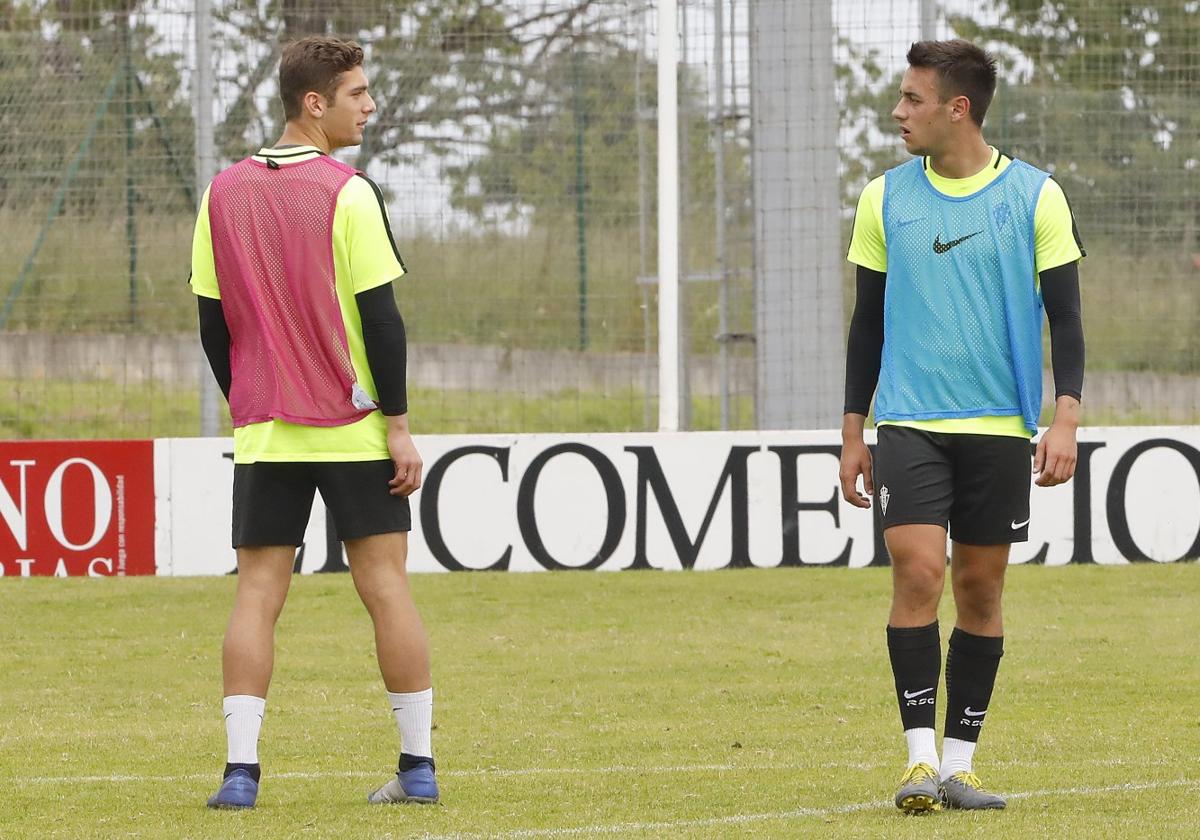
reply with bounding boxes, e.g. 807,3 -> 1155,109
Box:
231,460 -> 411,548
873,426 -> 1033,545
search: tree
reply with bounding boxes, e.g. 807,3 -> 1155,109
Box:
444,46 -> 725,230
209,0 -> 620,175
0,0 -> 195,215
835,2 -> 1198,251
951,1 -> 1198,252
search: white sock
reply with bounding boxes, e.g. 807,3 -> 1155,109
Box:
940,737 -> 977,779
223,695 -> 266,764
388,688 -> 433,759
904,727 -> 939,770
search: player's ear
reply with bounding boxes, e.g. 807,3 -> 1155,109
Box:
303,90 -> 325,119
949,94 -> 971,123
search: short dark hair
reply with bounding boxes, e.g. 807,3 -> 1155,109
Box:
279,36 -> 365,122
906,39 -> 997,127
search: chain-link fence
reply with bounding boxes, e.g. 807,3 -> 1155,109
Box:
1,1 -> 1196,439
839,0 -> 1200,426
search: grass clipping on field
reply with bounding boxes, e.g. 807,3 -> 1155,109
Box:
3,564 -> 1199,839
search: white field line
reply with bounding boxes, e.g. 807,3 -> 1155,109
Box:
418,778 -> 1200,840
19,755 -> 1177,785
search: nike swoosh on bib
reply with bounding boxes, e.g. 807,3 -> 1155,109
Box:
932,230 -> 983,254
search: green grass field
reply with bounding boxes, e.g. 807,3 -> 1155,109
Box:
3,564 -> 1199,839
1,373 -> 1179,441
0,380 -> 758,439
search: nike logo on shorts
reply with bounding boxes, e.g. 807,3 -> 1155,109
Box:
1010,518 -> 1030,529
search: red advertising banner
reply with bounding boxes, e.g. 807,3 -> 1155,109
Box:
0,441 -> 155,576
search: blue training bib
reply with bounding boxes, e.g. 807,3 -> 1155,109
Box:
876,157 -> 1049,433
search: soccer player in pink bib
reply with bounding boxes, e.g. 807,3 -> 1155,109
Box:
191,36 -> 437,809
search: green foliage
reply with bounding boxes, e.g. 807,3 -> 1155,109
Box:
211,1 -> 592,172
0,5 -> 197,219
444,46 -> 737,231
835,2 -> 1200,377
0,0 -> 40,30
837,3 -> 1198,251
3,0 -> 1198,395
447,47 -> 648,226
1,1 -> 604,212
834,35 -> 908,205
0,376 -> 754,438
952,2 -> 1199,251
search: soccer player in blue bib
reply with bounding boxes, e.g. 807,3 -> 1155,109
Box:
839,40 -> 1085,813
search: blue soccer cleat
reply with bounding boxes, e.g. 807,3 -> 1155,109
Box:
207,768 -> 259,809
368,760 -> 439,804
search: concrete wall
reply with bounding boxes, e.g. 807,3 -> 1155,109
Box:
0,332 -> 752,398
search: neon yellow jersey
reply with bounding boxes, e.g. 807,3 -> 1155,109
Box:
847,147 -> 1084,439
190,146 -> 406,464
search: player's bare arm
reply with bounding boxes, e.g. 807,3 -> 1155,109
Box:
840,413 -> 874,508
1035,396 -> 1079,487
386,414 -> 422,497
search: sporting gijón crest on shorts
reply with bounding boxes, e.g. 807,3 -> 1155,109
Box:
208,155 -> 376,429
876,157 -> 1049,434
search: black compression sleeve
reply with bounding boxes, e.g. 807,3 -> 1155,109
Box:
844,266 -> 886,415
1040,262 -> 1085,401
197,296 -> 231,400
355,282 -> 408,416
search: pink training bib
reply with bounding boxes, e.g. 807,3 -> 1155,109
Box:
207,155 -> 375,428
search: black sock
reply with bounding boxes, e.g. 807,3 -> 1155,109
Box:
399,753 -> 435,773
943,627 -> 1004,742
224,762 -> 261,782
887,621 -> 941,731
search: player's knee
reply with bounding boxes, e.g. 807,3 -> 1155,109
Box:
357,578 -> 408,616
953,574 -> 1002,615
894,559 -> 945,600
248,594 -> 288,624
